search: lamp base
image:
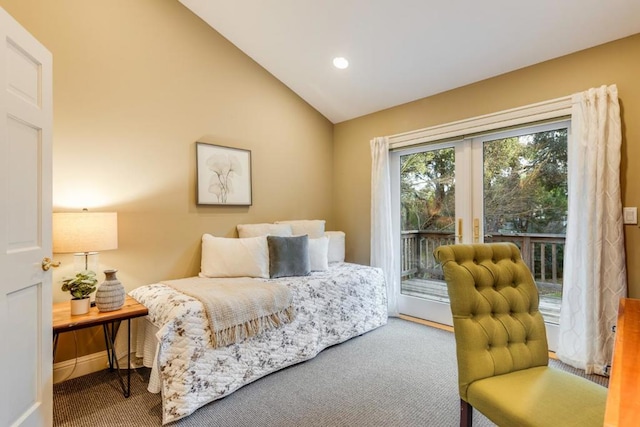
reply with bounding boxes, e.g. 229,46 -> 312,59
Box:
73,252 -> 99,273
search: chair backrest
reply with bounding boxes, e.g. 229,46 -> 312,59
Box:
433,242 -> 549,400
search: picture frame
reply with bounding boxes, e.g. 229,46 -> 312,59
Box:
196,142 -> 252,206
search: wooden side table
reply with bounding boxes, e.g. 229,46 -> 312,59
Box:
52,295 -> 148,397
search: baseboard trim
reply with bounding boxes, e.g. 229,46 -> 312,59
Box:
399,314 -> 454,332
53,351 -> 108,384
400,314 -> 559,359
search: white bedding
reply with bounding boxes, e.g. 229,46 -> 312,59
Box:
125,262 -> 388,424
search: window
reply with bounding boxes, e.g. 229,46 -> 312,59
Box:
389,97 -> 572,350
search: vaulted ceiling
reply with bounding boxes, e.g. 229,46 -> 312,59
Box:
180,0 -> 640,123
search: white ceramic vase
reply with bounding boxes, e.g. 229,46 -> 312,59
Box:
70,297 -> 90,315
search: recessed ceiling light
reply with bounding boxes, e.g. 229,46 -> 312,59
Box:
333,57 -> 349,69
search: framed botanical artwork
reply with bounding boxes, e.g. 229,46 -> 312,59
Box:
196,142 -> 252,206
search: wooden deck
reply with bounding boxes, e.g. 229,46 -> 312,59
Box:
401,278 -> 561,324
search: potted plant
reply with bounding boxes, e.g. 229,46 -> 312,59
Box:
61,270 -> 98,315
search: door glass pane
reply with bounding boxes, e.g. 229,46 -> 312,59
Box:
400,147 -> 455,301
483,127 -> 568,324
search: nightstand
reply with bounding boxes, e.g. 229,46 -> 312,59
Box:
52,295 -> 148,397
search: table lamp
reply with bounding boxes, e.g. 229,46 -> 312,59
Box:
53,210 -> 118,272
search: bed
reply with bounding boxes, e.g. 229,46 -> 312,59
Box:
121,228 -> 388,424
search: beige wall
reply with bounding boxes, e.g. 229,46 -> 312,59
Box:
333,33 -> 640,299
3,0 -> 638,362
0,0 -> 334,360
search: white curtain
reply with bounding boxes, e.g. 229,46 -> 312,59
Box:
370,136 -> 399,316
557,84 -> 627,375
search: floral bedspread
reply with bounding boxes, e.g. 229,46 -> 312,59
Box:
129,262 -> 388,424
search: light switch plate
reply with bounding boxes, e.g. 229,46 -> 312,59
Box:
623,207 -> 637,225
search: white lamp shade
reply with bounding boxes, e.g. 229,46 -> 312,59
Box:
53,212 -> 118,254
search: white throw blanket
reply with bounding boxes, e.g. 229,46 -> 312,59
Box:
162,277 -> 294,348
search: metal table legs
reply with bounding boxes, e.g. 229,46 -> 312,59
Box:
103,319 -> 131,398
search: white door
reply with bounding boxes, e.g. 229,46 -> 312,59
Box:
0,7 -> 53,427
392,140 -> 466,326
394,121 -> 570,351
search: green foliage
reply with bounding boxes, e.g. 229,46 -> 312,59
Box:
400,147 -> 455,232
400,127 -> 568,236
483,128 -> 567,234
61,270 -> 98,299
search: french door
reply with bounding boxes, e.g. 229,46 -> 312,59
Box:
392,120 -> 570,350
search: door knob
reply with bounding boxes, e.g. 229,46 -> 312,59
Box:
42,257 -> 61,271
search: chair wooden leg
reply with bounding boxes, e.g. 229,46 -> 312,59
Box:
460,399 -> 472,427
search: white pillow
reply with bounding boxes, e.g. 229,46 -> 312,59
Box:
308,236 -> 329,271
275,219 -> 325,238
200,234 -> 269,278
325,231 -> 345,262
237,223 -> 293,238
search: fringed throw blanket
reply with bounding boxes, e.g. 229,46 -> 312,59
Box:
161,277 -> 295,348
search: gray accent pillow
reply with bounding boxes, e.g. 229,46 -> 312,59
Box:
267,235 -> 310,278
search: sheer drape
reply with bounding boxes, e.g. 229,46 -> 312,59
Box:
557,84 -> 627,375
370,136 -> 398,316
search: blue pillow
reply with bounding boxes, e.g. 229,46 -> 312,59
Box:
267,235 -> 310,278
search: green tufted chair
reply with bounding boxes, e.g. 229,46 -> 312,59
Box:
433,242 -> 607,427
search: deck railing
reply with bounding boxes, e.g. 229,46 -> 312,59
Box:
401,230 -> 565,287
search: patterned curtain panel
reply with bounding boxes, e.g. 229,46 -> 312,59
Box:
557,84 -> 627,375
370,136 -> 399,316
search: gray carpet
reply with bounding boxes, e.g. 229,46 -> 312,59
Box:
53,318 -> 607,426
